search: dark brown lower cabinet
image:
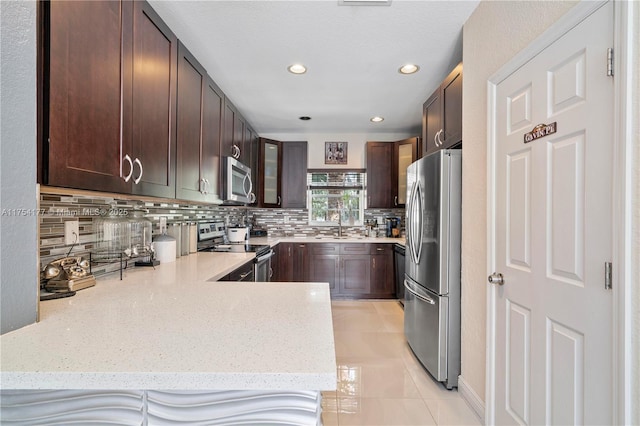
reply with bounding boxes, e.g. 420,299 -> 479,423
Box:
275,243 -> 308,282
308,255 -> 339,295
307,243 -> 394,299
370,244 -> 395,298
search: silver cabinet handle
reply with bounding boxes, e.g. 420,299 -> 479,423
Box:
199,178 -> 206,194
239,271 -> 252,279
376,247 -> 384,251
204,178 -> 210,194
404,280 -> 436,304
133,158 -> 143,184
269,267 -> 273,279
122,154 -> 133,182
373,258 -> 376,269
436,129 -> 445,146
277,195 -> 281,206
232,144 -> 241,159
249,192 -> 256,203
433,130 -> 440,147
394,195 -> 398,206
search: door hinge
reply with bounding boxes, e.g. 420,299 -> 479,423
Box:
607,48 -> 614,77
605,262 -> 612,290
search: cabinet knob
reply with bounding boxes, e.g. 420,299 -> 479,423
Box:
394,195 -> 398,206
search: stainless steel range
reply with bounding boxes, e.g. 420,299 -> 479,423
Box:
197,222 -> 274,281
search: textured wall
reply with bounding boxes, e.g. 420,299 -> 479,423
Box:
461,0 -> 578,403
0,1 -> 39,334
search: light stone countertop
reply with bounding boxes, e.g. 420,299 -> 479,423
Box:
251,236 -> 405,246
0,252 -> 337,391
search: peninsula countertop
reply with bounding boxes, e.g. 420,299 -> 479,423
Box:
0,252 -> 337,391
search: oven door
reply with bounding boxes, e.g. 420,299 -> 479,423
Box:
254,249 -> 274,282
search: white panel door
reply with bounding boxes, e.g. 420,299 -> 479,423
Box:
492,3 -> 614,425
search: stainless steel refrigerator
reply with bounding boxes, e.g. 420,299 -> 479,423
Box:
404,149 -> 461,389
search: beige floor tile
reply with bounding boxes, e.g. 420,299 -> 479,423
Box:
322,410 -> 340,426
404,363 -> 461,401
380,312 -> 404,333
371,300 -> 405,315
334,331 -> 407,359
422,398 -> 482,425
332,300 -> 378,313
332,311 -> 389,332
337,397 -> 436,425
335,358 -> 422,399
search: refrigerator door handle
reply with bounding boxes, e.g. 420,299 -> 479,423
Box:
404,280 -> 436,305
410,180 -> 424,265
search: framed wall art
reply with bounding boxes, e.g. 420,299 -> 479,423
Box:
325,142 -> 347,164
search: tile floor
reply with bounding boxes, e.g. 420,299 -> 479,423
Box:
321,300 -> 482,426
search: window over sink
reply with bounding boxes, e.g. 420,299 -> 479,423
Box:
307,170 -> 365,226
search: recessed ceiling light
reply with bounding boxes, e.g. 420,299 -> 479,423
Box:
299,116 -> 311,121
399,64 -> 420,74
370,116 -> 384,123
288,64 -> 307,74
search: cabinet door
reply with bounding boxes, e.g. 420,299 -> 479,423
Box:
340,255 -> 371,295
291,243 -> 309,282
48,0 -> 131,193
309,255 -> 339,295
441,63 -> 463,149
131,1 -> 177,198
175,42 -> 205,202
395,137 -> 419,207
281,142 -> 308,208
220,97 -> 240,158
276,243 -> 292,282
423,90 -> 441,156
370,245 -> 395,298
259,138 -> 282,208
201,77 -> 223,202
246,125 -> 259,206
366,142 -> 395,208
234,113 -> 248,165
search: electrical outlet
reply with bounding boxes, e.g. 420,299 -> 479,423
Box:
64,220 -> 80,245
283,215 -> 290,223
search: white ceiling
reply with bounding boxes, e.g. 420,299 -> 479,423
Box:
147,0 -> 480,136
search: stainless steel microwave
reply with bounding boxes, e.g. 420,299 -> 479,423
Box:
223,157 -> 254,204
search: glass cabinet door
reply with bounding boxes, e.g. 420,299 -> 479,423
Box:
261,139 -> 280,206
397,142 -> 414,205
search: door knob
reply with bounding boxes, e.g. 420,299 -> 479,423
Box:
488,272 -> 504,285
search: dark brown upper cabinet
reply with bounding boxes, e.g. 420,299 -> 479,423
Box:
423,62 -> 463,156
175,41 -> 222,203
366,137 -> 419,208
47,0 -> 132,193
45,1 -> 177,197
281,142 -> 308,208
256,139 -> 307,208
258,138 -> 282,208
130,1 -> 177,198
222,98 -> 249,165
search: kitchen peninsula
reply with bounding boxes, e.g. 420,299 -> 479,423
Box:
0,252 -> 337,425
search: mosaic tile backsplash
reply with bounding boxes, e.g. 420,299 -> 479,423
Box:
38,190 -> 405,278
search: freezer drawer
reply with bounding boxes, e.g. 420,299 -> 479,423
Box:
403,278 -> 450,386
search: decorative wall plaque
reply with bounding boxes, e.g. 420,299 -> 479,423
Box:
325,142 -> 347,164
524,122 -> 557,143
